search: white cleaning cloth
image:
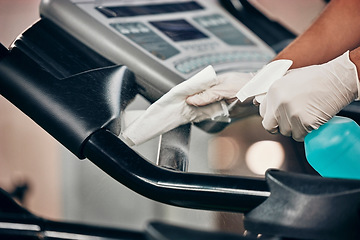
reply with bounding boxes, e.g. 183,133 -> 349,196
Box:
121,66 -> 229,146
236,59 -> 293,104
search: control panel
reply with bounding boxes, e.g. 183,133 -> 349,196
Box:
40,0 -> 275,100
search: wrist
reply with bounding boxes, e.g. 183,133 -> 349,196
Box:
349,48 -> 360,81
348,49 -> 360,100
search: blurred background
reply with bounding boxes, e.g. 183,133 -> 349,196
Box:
0,0 -> 326,235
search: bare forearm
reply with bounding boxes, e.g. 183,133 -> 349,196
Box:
274,0 -> 360,68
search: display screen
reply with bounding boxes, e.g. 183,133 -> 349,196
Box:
194,15 -> 255,46
96,1 -> 203,18
150,19 -> 208,42
111,22 -> 180,60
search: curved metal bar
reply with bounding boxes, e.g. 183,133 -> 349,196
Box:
83,129 -> 270,213
157,123 -> 191,171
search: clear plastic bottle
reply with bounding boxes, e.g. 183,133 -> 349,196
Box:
304,116 -> 360,180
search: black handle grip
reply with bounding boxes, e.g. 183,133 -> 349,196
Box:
83,129 -> 269,213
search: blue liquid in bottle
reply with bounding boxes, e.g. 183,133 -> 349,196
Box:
304,116 -> 360,180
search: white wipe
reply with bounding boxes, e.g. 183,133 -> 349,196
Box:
236,59 -> 293,103
121,66 -> 230,146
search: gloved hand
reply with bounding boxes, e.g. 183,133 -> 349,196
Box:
121,66 -> 229,146
260,51 -> 360,141
186,72 -> 255,116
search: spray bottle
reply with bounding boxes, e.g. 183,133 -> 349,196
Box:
236,60 -> 360,180
304,116 -> 360,179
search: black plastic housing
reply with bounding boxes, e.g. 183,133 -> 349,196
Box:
0,43 -> 8,61
0,48 -> 134,158
245,170 -> 360,240
0,20 -> 136,158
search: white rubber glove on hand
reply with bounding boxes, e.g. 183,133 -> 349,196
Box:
122,66 -> 229,146
186,72 -> 254,106
260,51 -> 360,142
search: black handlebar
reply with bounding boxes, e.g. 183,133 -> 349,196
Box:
84,128 -> 269,212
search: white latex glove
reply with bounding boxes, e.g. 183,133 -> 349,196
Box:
122,66 -> 229,146
260,51 -> 360,142
186,72 -> 254,107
